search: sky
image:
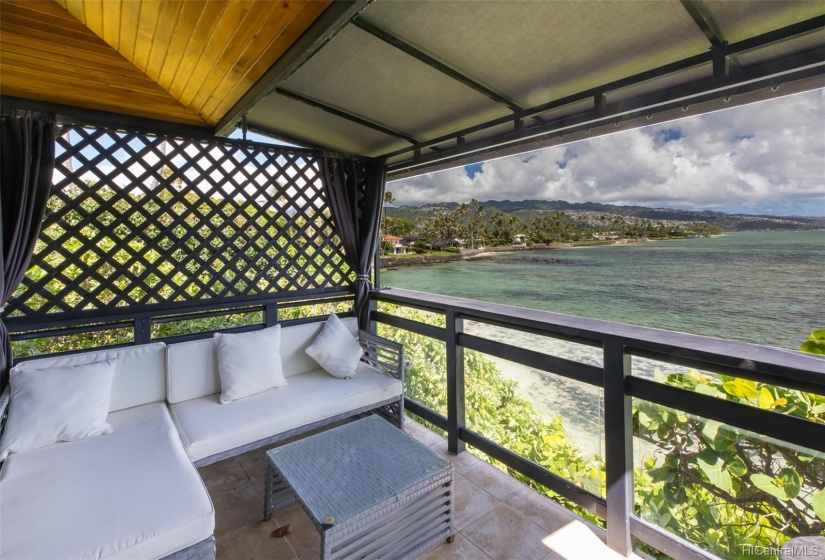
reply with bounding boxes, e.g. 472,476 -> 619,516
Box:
388,89 -> 825,217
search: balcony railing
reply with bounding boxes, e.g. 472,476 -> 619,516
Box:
369,287 -> 825,560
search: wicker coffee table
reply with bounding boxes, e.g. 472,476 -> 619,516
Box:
264,416 -> 455,560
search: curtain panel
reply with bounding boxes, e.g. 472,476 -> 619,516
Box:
0,116 -> 57,391
320,157 -> 386,330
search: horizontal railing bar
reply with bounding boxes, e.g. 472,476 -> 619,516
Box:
276,295 -> 354,310
372,311 -> 447,341
459,426 -> 606,517
6,289 -> 354,331
151,307 -> 264,324
404,399 -> 449,432
459,314 -> 603,348
628,347 -> 825,396
10,321 -> 134,340
628,377 -> 825,452
372,289 -> 825,389
372,288 -> 448,315
153,324 -> 264,345
12,342 -> 136,363
459,333 -> 604,387
630,517 -> 718,560
276,312 -> 355,328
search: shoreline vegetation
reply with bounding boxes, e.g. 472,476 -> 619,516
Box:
381,236 -> 677,268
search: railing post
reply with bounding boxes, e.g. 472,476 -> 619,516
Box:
604,338 -> 633,556
134,318 -> 151,345
446,310 -> 465,454
265,303 -> 278,328
368,297 -> 378,335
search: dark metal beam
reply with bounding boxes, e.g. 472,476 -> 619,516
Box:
276,88 -> 420,144
0,96 -> 215,141
352,17 -> 527,114
214,0 -> 370,137
387,46 -> 825,175
381,14 -> 825,172
679,0 -> 727,48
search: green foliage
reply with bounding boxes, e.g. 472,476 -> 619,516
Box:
378,305 -> 825,559
801,329 -> 825,355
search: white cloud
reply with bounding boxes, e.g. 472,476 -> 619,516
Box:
389,89 -> 825,216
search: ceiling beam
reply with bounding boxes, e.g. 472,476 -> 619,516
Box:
385,47 -> 825,176
214,0 -> 370,137
679,0 -> 742,74
382,14 -> 825,166
351,17 -> 542,123
680,0 -> 727,48
275,88 -> 420,144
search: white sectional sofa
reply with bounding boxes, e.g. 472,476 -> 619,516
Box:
0,317 -> 405,559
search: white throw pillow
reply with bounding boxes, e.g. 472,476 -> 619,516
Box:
214,325 -> 286,404
305,313 -> 364,379
0,359 -> 116,460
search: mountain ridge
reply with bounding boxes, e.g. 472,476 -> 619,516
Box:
386,199 -> 825,231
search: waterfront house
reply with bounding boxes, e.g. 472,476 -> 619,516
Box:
382,234 -> 408,255
1,1 -> 823,559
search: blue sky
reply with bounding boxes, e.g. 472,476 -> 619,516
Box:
390,89 -> 825,217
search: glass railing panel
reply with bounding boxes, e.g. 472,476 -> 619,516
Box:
376,301 -> 446,328
634,400 -> 825,559
464,320 -> 603,367
278,299 -> 352,322
463,349 -> 606,497
152,309 -> 263,338
12,325 -> 134,357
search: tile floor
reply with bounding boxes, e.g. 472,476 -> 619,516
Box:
204,418 -> 641,560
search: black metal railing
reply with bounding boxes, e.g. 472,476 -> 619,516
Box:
369,287 -> 825,560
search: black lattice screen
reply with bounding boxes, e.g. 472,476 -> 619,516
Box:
7,126 -> 354,322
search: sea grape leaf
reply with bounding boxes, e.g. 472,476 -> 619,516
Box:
725,454 -> 747,478
697,450 -> 732,493
695,383 -> 725,399
722,379 -> 758,399
702,420 -> 741,451
813,489 -> 825,522
757,387 -> 774,409
750,469 -> 802,500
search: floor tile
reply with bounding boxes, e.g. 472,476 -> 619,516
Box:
504,484 -> 585,533
420,533 -> 493,560
274,503 -> 322,559
539,519 -> 638,560
453,474 -> 498,531
461,461 -> 526,502
428,443 -> 483,473
407,421 -> 447,448
463,503 -> 552,560
199,458 -> 252,498
213,481 -> 266,537
215,516 -> 297,560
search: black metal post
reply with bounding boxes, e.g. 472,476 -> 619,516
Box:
604,339 -> 633,556
134,318 -> 151,345
265,303 -> 278,327
446,310 -> 465,454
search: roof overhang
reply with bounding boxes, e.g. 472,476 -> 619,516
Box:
2,0 -> 823,180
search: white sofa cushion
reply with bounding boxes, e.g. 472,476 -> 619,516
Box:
166,317 -> 359,403
215,326 -> 287,404
0,360 -> 115,461
168,363 -> 401,462
0,403 -> 214,560
306,313 -> 364,379
12,343 -> 167,412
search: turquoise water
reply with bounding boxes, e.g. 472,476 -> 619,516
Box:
382,231 -> 824,350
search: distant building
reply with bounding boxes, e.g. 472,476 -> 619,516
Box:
382,234 -> 407,254
513,234 -> 527,245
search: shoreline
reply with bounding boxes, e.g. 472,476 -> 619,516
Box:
381,237 -> 660,268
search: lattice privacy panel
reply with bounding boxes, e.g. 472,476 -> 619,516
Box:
8,127 -> 354,319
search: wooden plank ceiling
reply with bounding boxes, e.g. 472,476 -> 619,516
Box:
0,0 -> 331,127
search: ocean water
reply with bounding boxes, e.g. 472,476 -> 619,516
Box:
381,231 -> 824,350
381,231 -> 824,456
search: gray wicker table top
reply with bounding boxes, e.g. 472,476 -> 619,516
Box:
266,416 -> 450,528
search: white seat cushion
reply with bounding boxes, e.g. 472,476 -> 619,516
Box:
0,403 -> 214,560
169,363 -> 402,462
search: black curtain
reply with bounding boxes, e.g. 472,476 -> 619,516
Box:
0,116 -> 57,391
320,156 -> 386,330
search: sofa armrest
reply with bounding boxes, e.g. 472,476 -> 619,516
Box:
358,330 -> 405,383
